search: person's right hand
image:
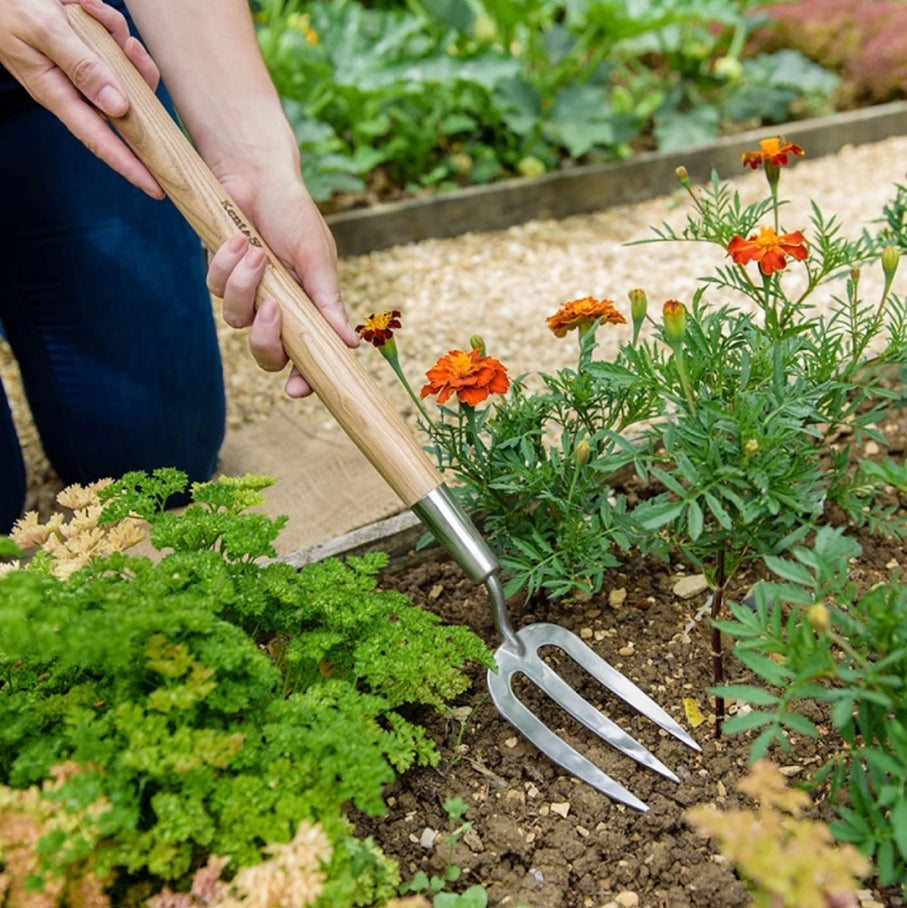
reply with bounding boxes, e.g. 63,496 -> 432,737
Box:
0,0 -> 163,197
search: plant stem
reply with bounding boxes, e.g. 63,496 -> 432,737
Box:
384,353 -> 430,421
712,550 -> 727,737
669,341 -> 697,415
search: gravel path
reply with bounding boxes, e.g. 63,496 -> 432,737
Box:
5,133 -> 907,518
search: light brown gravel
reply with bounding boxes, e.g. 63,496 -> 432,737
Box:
5,135 -> 907,517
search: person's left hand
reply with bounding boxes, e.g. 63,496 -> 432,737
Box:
205,174 -> 358,398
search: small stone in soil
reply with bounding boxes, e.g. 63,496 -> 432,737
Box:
672,574 -> 709,599
608,587 -> 627,607
611,892 -> 640,908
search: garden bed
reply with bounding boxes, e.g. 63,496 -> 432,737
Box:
338,404 -> 907,908
325,102 -> 907,256
5,48 -> 907,908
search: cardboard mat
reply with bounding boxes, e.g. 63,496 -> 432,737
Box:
217,407 -> 405,557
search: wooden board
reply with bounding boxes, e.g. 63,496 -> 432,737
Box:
327,101 -> 907,256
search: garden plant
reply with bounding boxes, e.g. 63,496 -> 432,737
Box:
251,0 -> 839,204
0,471 -> 493,906
355,136 -> 907,896
0,3 -> 905,903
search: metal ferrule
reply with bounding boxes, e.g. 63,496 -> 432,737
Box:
410,484 -> 499,584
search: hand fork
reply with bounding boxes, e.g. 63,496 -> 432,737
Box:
67,6 -> 700,810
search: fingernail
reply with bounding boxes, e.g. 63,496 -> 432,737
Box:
246,248 -> 266,269
95,85 -> 128,117
228,234 -> 247,253
259,300 -> 278,323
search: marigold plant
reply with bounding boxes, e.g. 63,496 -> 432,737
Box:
357,136 -> 907,891
545,296 -> 626,338
357,139 -> 907,897
740,135 -> 805,170
420,347 -> 510,406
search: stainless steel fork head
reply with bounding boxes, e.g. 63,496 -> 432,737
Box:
487,621 -> 701,812
409,485 -> 700,812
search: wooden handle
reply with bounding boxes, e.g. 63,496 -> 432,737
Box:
65,5 -> 442,507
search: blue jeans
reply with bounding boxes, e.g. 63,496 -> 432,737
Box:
0,42 -> 226,533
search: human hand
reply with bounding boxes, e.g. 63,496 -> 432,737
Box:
0,0 -> 162,197
206,177 -> 359,398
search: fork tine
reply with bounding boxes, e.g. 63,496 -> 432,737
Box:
521,623 -> 702,753
487,666 -> 651,812
499,645 -> 682,782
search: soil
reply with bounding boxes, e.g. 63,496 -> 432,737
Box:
349,404 -> 907,908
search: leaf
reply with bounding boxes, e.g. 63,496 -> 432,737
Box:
733,649 -> 793,686
778,711 -> 819,738
716,684 -> 781,707
892,798 -> 907,862
418,0 -> 475,33
763,554 -> 815,587
652,104 -> 719,151
635,498 -> 685,530
720,710 -> 773,735
686,499 -> 704,541
682,698 -> 707,728
702,490 -> 733,529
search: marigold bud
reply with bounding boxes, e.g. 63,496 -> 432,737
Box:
469,334 -> 486,354
743,438 -> 760,456
882,245 -> 900,280
574,439 -> 591,466
662,299 -> 687,345
628,288 -> 647,344
629,288 -> 647,323
807,603 -> 831,633
850,266 -> 861,283
675,166 -> 690,188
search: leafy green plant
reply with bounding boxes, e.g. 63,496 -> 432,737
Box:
714,526 -> 907,889
400,798 -> 488,908
0,470 -> 493,906
686,759 -> 870,907
252,0 -> 839,204
358,137 -> 907,612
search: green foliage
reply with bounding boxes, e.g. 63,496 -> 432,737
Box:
871,181 -> 907,258
253,0 -> 838,203
377,156 -> 907,603
420,337 -> 637,599
401,797 -> 489,907
0,471 -> 491,905
716,525 -> 907,888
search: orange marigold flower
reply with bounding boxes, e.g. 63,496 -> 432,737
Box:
546,297 -> 626,338
355,309 -> 402,347
741,136 -> 805,170
420,348 -> 509,407
727,226 -> 808,275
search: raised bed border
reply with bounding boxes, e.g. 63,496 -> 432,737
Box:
327,101 -> 907,257
288,102 -> 907,571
